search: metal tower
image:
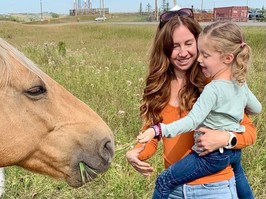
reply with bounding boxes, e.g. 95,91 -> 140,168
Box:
83,0 -> 89,9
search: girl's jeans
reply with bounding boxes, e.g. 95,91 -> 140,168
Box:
152,149 -> 254,199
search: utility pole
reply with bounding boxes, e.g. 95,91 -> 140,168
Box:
83,0 -> 88,9
73,0 -> 77,16
40,0 -> 43,21
155,0 -> 158,21
89,0 -> 92,9
99,0 -> 102,16
102,0 -> 105,21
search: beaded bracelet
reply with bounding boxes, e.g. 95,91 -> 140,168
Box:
151,124 -> 162,141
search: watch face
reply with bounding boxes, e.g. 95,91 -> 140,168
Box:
231,137 -> 237,146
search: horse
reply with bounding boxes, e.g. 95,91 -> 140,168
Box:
0,38 -> 115,190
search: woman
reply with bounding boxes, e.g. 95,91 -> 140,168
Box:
126,9 -> 256,198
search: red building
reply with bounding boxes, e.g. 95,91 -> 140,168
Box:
213,6 -> 248,22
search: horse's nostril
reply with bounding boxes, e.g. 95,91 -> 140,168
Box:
100,139 -> 115,163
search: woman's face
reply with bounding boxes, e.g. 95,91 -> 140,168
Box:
170,25 -> 198,73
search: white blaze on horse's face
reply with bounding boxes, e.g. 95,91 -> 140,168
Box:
0,38 -> 115,187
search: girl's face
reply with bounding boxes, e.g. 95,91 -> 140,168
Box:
197,36 -> 228,79
170,25 -> 198,73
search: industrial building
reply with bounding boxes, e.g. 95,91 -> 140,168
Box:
69,0 -> 109,16
213,6 -> 249,22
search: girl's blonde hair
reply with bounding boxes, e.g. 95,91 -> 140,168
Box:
140,16 -> 205,130
200,21 -> 251,85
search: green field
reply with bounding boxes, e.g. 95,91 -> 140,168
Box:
0,21 -> 265,199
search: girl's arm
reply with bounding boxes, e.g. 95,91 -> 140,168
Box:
245,83 -> 262,115
138,84 -> 217,143
160,84 -> 216,137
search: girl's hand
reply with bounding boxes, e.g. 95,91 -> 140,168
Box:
137,128 -> 156,143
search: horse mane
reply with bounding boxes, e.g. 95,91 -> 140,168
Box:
0,38 -> 45,88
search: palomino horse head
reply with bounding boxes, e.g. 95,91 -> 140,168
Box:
0,38 -> 115,187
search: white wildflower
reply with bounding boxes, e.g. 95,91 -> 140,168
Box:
118,110 -> 125,116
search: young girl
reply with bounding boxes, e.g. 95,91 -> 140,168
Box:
137,21 -> 262,199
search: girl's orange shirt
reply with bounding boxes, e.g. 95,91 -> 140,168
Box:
137,104 -> 256,184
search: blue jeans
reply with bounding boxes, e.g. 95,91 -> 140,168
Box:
152,149 -> 254,199
163,176 -> 238,199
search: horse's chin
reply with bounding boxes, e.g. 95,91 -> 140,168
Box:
67,161 -> 110,188
80,162 -> 98,182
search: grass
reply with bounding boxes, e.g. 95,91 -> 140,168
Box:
0,21 -> 265,199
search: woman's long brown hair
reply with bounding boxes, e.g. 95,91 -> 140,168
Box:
140,16 -> 205,130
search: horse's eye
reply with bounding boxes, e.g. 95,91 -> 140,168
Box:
25,86 -> 47,97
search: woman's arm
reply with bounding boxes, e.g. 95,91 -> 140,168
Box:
234,113 -> 257,148
195,113 -> 256,155
137,139 -> 159,160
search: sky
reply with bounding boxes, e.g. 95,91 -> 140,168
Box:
0,0 -> 265,15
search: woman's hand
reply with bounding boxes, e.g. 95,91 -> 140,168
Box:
126,145 -> 154,176
195,127 -> 230,156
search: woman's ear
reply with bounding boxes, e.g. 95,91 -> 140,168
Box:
223,53 -> 234,64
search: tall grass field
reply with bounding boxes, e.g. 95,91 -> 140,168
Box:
0,21 -> 265,199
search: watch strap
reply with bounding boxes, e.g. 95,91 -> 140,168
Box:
224,131 -> 237,149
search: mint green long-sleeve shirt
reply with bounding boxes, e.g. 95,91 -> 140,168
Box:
160,80 -> 262,137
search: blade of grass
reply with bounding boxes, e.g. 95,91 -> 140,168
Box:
79,162 -> 86,184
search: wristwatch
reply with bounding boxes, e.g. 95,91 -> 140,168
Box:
224,131 -> 237,149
